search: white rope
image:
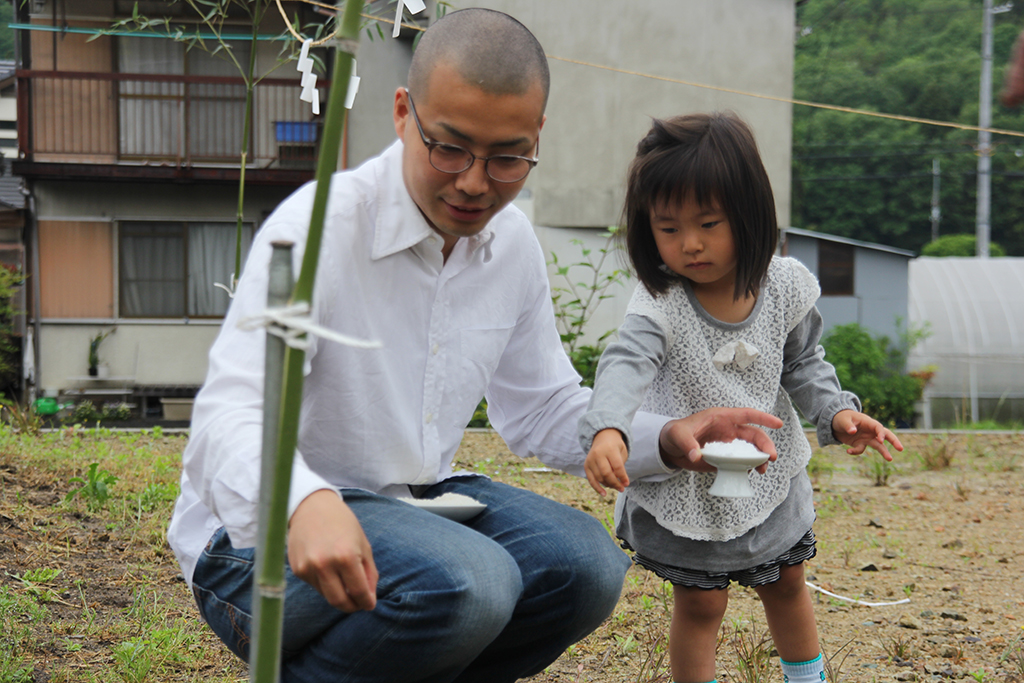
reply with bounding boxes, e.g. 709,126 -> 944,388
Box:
237,302 -> 381,352
806,580 -> 910,607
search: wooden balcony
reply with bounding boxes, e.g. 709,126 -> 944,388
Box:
13,69 -> 331,185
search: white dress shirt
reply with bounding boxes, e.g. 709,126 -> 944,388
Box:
167,141 -> 673,587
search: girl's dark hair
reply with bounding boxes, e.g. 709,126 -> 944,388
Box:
623,112 -> 778,299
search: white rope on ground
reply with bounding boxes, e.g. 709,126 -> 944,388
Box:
806,580 -> 910,607
237,302 -> 381,351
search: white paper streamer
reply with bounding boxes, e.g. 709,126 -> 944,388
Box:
393,0 -> 426,38
238,302 -> 381,352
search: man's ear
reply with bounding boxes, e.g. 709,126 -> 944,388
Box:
393,87 -> 410,140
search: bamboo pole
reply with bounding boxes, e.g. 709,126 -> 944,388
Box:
250,240 -> 294,682
249,1 -> 365,680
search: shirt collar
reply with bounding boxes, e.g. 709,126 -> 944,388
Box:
371,140 -> 496,261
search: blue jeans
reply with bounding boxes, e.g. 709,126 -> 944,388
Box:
191,477 -> 630,682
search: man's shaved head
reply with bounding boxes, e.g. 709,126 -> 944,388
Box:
407,8 -> 550,111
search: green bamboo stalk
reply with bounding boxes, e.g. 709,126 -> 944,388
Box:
250,240 -> 294,683
234,13 -> 260,287
249,2 -> 364,681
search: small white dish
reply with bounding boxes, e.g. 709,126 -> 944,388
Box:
700,440 -> 771,498
400,493 -> 487,522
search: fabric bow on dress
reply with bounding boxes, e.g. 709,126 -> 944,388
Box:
712,340 -> 760,371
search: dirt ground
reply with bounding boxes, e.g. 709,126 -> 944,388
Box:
1,429 -> 1022,682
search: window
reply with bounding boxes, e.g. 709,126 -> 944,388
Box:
119,222 -> 253,318
817,240 -> 854,296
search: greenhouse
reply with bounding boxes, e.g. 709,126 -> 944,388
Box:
908,257 -> 1024,427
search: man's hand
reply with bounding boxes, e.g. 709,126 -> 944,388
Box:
287,489 -> 379,612
832,409 -> 902,461
659,407 -> 783,473
585,428 -> 630,495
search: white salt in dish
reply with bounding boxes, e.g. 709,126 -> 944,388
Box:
700,439 -> 771,498
399,492 -> 487,521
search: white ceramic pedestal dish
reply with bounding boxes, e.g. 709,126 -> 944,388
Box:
700,440 -> 771,498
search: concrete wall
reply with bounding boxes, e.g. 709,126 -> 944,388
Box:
464,0 -> 795,231
39,322 -> 221,395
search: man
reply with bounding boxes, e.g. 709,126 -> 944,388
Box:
168,8 -> 783,682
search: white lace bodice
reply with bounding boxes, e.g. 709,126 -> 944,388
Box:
624,257 -> 821,542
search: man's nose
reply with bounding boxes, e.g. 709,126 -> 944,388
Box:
454,157 -> 490,196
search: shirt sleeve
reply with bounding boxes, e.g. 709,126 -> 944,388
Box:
780,306 -> 861,447
485,262 -> 673,481
181,197 -> 337,550
578,314 -> 666,452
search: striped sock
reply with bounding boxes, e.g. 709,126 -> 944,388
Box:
780,653 -> 826,682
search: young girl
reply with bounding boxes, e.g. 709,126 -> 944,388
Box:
579,112 -> 902,683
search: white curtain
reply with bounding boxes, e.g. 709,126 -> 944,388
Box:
188,222 -> 253,316
118,37 -> 184,158
121,223 -> 186,317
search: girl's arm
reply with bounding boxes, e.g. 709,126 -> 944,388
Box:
779,307 -> 861,447
578,314 -> 667,462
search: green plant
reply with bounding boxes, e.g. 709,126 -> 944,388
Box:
88,330 -> 112,374
0,398 -> 42,435
806,450 -> 835,484
549,228 -> 629,384
10,568 -> 62,603
723,619 -> 775,683
861,457 -> 897,486
821,320 -> 930,427
101,401 -> 133,421
66,462 -> 118,511
0,266 -> 24,391
968,668 -> 988,682
919,435 -> 953,470
72,400 -> 99,423
921,233 -> 1006,257
880,631 -> 913,661
822,637 -> 856,682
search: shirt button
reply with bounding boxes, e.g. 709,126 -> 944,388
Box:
432,343 -> 439,355
425,413 -> 433,424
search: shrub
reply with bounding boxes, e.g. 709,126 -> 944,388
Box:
821,321 -> 928,427
921,234 -> 1005,257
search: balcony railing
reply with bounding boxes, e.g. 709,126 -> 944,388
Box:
16,70 -> 330,171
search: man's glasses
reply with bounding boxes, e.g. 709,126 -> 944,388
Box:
404,88 -> 539,183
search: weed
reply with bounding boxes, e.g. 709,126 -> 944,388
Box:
919,435 -> 953,470
953,478 -> 971,502
138,481 -> 179,512
657,580 -> 673,614
722,618 -> 774,683
1000,631 -> 1024,675
861,457 -> 897,486
822,637 -> 856,682
638,594 -> 656,611
636,627 -> 672,683
806,450 -> 835,484
0,398 -> 42,435
0,584 -> 48,681
879,631 -> 913,661
615,633 -> 637,654
968,669 -> 987,682
10,568 -> 62,603
66,462 -> 118,511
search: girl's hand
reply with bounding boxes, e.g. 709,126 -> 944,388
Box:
832,410 -> 903,461
585,429 -> 630,495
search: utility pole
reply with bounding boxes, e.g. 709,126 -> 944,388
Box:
977,0 -> 1015,257
931,157 -> 941,243
977,0 -> 994,258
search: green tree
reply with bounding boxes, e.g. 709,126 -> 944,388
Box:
793,0 -> 1024,255
0,2 -> 14,60
921,232 -> 1006,256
